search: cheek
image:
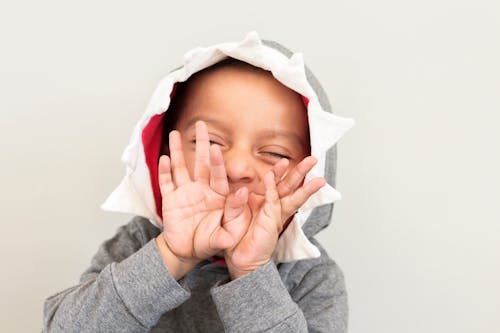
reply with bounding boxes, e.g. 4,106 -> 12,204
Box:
248,160 -> 282,194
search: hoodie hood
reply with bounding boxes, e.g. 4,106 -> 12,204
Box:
101,31 -> 355,263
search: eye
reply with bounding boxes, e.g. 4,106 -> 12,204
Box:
189,139 -> 223,146
264,152 -> 291,160
209,140 -> 222,146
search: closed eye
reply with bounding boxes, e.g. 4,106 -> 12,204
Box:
265,152 -> 291,160
189,139 -> 223,146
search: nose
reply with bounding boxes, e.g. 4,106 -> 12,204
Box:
223,146 -> 257,186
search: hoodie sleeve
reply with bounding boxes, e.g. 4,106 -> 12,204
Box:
210,258 -> 348,333
43,220 -> 191,332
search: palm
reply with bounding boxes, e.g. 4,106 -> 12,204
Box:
159,121 -> 249,262
226,209 -> 279,271
224,174 -> 281,274
162,182 -> 226,259
224,157 -> 327,279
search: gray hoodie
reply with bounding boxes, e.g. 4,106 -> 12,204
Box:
43,32 -> 353,333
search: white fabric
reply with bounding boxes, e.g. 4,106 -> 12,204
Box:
101,31 -> 355,263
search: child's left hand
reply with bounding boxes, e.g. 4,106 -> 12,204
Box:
223,157 -> 326,280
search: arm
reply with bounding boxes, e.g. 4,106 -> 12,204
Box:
43,121 -> 248,332
211,147 -> 336,332
210,258 -> 348,333
43,220 -> 191,333
291,259 -> 348,333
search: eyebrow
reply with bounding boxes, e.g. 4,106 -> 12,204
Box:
184,116 -> 231,132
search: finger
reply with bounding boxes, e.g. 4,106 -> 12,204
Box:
277,156 -> 317,197
271,158 -> 289,183
198,211 -> 236,251
209,144 -> 229,195
211,227 -> 236,251
194,211 -> 235,254
264,171 -> 279,202
248,191 -> 264,215
169,130 -> 191,186
263,171 -> 280,220
223,187 -> 248,223
283,177 -> 326,217
194,121 -> 210,184
158,155 -> 175,195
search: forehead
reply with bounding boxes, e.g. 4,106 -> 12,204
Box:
174,64 -> 309,144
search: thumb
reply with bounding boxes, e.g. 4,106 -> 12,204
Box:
223,187 -> 249,223
210,227 -> 237,251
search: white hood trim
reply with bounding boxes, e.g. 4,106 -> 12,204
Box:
101,31 -> 355,263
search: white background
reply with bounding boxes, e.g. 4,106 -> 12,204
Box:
1,1 -> 499,332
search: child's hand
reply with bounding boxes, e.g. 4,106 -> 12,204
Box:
223,157 -> 325,280
157,121 -> 249,267
273,156 -> 326,225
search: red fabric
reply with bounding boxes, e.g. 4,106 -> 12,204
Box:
142,84 -> 179,220
212,257 -> 227,266
301,95 -> 309,108
142,113 -> 165,219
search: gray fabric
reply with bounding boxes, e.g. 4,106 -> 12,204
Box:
44,217 -> 347,332
43,39 -> 349,332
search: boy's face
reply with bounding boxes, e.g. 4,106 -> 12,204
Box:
170,65 -> 310,195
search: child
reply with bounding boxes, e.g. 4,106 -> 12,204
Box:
43,32 -> 354,332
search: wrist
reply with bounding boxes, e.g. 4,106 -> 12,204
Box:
227,261 -> 268,280
228,268 -> 252,280
155,234 -> 200,280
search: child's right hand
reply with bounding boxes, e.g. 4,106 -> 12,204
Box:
157,121 -> 250,268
